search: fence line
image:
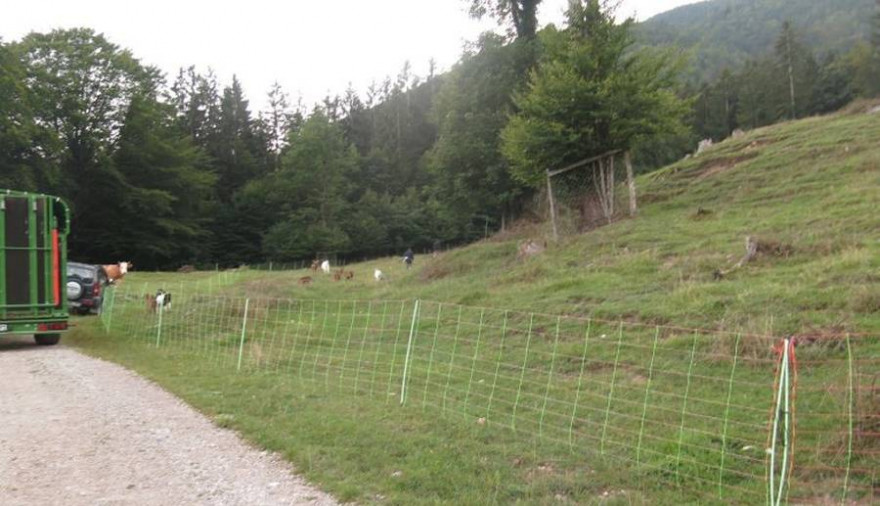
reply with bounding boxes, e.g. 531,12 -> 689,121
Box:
99,283 -> 879,505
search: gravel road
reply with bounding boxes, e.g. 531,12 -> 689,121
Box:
0,336 -> 338,506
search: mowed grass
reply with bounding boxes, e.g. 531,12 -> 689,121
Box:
70,316 -> 675,505
68,109 -> 880,504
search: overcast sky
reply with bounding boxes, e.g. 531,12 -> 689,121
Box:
1,0 -> 698,111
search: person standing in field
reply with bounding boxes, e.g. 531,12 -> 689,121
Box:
403,248 -> 414,269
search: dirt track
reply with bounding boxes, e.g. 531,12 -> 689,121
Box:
0,336 -> 337,506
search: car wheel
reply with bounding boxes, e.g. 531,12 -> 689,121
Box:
34,334 -> 61,346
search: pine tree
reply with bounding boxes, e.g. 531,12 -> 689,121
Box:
213,76 -> 265,201
811,53 -> 853,114
260,82 -> 290,171
735,58 -> 778,130
260,110 -> 358,259
428,32 -> 533,238
774,22 -> 818,119
873,0 -> 880,52
111,95 -> 215,267
340,84 -> 371,156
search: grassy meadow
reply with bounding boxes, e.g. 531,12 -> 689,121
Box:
68,108 -> 880,504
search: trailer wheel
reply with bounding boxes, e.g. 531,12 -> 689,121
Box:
35,334 -> 61,346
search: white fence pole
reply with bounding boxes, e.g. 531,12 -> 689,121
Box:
237,298 -> 250,371
155,301 -> 163,348
104,285 -> 116,334
399,299 -> 420,405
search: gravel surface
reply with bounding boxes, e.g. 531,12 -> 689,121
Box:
0,336 -> 338,506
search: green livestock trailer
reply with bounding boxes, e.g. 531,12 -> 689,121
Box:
0,189 -> 70,345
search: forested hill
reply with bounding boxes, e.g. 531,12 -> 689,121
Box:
636,0 -> 875,80
2,1 -> 878,270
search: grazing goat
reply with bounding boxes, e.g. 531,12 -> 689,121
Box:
298,276 -> 313,285
155,289 -> 172,312
145,293 -> 157,313
333,269 -> 344,281
310,260 -> 320,272
102,261 -> 132,284
374,269 -> 385,281
320,260 -> 331,274
146,289 -> 172,313
343,270 -> 354,280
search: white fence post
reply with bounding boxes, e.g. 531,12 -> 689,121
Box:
104,285 -> 116,334
399,299 -> 421,405
768,338 -> 792,506
155,301 -> 163,348
237,298 -> 250,371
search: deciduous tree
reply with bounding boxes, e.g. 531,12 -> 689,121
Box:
468,0 -> 542,40
501,0 -> 688,187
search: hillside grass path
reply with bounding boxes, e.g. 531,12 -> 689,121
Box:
0,336 -> 336,506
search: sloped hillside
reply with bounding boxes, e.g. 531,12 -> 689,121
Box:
404,106 -> 880,335
70,106 -> 880,505
219,105 -> 880,338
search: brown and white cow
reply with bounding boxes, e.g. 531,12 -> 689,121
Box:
102,261 -> 132,284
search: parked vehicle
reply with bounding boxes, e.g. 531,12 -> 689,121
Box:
0,189 -> 70,345
67,262 -> 106,315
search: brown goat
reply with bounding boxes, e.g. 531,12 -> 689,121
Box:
145,293 -> 157,313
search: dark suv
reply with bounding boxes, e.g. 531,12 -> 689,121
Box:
67,262 -> 107,315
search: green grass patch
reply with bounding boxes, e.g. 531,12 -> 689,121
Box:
69,110 -> 880,504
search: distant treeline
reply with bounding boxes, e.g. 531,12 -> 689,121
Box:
691,18 -> 880,141
2,0 -> 879,269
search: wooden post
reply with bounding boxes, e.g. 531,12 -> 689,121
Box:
609,155 -> 615,221
625,151 -> 637,217
547,170 -> 559,242
595,159 -> 613,224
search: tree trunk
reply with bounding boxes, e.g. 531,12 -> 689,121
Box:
594,158 -> 613,224
608,155 -> 615,221
547,170 -> 559,242
786,36 -> 796,119
625,151 -> 637,217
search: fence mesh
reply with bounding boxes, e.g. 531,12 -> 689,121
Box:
548,167 -> 614,236
546,151 -> 635,239
99,283 -> 879,505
